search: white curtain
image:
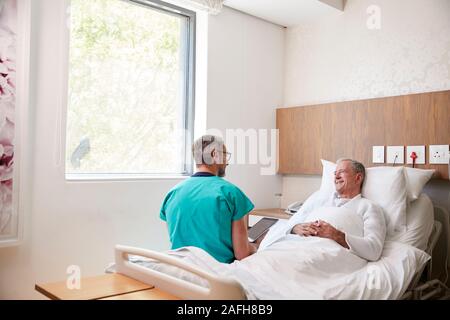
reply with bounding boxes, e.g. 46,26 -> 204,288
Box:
174,0 -> 224,15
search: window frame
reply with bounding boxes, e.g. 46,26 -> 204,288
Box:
64,0 -> 196,180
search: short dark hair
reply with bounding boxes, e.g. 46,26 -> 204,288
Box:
192,135 -> 224,166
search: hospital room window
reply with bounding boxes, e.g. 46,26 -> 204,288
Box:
65,0 -> 195,179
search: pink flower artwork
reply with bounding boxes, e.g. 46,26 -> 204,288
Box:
0,0 -> 16,235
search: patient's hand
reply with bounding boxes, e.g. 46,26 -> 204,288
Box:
291,223 -> 319,237
315,220 -> 349,249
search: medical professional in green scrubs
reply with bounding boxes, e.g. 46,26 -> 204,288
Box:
160,135 -> 257,263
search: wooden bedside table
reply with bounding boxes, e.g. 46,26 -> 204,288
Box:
35,274 -> 179,300
250,208 -> 291,220
247,208 -> 291,227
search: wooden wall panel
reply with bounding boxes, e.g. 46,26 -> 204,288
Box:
277,90 -> 450,179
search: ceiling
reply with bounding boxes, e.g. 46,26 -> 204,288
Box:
224,0 -> 346,28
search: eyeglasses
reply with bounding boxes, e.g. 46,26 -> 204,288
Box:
217,151 -> 232,161
224,152 -> 232,161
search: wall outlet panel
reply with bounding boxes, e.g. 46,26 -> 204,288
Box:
387,146 -> 404,164
372,146 -> 385,163
406,146 -> 426,165
429,145 -> 449,164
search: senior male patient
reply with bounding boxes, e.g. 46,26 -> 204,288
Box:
259,159 -> 386,262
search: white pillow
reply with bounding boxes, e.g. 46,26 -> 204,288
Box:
319,160 -> 408,235
362,166 -> 408,235
319,159 -> 337,195
404,167 -> 434,202
304,206 -> 363,237
388,194 -> 434,250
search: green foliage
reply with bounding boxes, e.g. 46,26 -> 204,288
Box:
66,0 -> 188,174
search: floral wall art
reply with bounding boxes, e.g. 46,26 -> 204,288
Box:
0,0 -> 16,239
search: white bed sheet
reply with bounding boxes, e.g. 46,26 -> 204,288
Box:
129,236 -> 430,300
118,193 -> 434,300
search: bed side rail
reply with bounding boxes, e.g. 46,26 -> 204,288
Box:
115,245 -> 247,300
405,220 -> 442,294
402,219 -> 450,299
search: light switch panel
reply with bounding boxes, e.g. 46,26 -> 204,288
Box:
429,145 -> 449,164
372,146 -> 384,163
406,146 -> 425,165
387,146 -> 404,164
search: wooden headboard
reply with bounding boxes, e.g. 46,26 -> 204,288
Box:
276,90 -> 450,179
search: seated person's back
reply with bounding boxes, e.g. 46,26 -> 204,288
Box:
160,135 -> 255,263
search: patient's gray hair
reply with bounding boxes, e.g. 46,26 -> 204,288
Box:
336,158 -> 366,186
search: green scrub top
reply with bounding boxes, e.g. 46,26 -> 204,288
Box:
160,173 -> 254,263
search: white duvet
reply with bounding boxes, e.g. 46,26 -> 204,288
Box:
132,235 -> 430,300
115,195 -> 431,299
135,202 -> 430,299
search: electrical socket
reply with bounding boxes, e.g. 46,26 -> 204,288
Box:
387,146 -> 404,164
406,146 -> 425,165
429,145 -> 449,164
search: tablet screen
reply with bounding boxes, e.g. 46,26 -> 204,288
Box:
248,218 -> 278,242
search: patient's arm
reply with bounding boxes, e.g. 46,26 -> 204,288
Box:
232,217 -> 257,260
314,202 -> 386,261
315,220 -> 349,249
343,203 -> 386,261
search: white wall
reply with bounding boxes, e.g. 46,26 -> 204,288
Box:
282,0 -> 450,199
285,0 -> 450,106
281,175 -> 322,209
207,7 -> 284,208
0,2 -> 284,299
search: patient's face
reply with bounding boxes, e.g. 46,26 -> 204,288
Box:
334,161 -> 359,195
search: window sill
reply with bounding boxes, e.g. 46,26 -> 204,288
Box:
65,173 -> 191,182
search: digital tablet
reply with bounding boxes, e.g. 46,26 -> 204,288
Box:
248,217 -> 278,242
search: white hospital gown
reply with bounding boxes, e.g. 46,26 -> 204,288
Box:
259,191 -> 386,261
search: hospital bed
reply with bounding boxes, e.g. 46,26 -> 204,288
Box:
35,194 -> 449,300
112,193 -> 450,300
